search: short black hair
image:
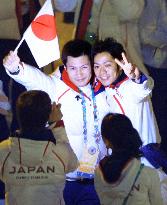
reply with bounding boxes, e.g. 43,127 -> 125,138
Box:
61,39 -> 92,66
92,37 -> 125,61
16,90 -> 52,131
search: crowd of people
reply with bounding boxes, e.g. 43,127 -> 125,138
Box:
1,37 -> 167,204
0,0 -> 167,205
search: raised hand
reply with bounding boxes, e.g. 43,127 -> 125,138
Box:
3,51 -> 21,73
115,53 -> 140,80
48,103 -> 63,129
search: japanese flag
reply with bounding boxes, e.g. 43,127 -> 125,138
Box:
21,0 -> 60,68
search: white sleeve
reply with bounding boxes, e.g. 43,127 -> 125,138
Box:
125,75 -> 154,101
148,169 -> 163,205
157,169 -> 167,205
52,127 -> 79,173
52,127 -> 69,144
5,63 -> 59,102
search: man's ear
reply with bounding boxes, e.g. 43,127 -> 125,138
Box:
64,65 -> 67,70
105,138 -> 113,149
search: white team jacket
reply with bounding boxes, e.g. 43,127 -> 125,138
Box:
94,72 -> 161,146
6,64 -> 110,179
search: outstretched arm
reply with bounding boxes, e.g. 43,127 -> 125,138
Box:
3,51 -> 59,102
48,103 -> 63,129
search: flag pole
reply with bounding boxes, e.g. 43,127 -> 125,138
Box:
14,36 -> 25,53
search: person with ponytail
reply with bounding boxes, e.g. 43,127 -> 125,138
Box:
95,113 -> 163,205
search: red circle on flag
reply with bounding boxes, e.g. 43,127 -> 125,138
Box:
31,14 -> 57,41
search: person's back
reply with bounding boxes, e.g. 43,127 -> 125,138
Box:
1,133 -> 68,205
95,158 -> 162,205
95,113 -> 163,205
0,90 -> 78,205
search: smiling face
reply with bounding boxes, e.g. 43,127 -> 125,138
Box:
66,55 -> 92,87
94,52 -> 121,86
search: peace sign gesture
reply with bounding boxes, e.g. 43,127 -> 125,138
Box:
115,53 -> 141,81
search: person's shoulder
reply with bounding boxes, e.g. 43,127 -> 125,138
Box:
0,138 -> 11,149
142,164 -> 159,178
133,159 -> 157,177
51,65 -> 63,78
0,138 -> 11,161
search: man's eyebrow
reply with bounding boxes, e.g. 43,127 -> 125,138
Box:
67,63 -> 90,68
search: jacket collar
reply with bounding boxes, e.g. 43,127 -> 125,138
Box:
60,65 -> 80,93
12,128 -> 56,144
94,71 -> 128,92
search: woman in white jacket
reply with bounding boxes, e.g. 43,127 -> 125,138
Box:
95,113 -> 163,205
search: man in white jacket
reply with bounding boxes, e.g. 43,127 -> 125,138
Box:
3,39 -> 110,205
92,38 -> 161,146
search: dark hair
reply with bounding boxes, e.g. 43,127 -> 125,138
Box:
61,39 -> 92,66
100,113 -> 142,183
16,90 -> 52,131
91,37 -> 125,61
